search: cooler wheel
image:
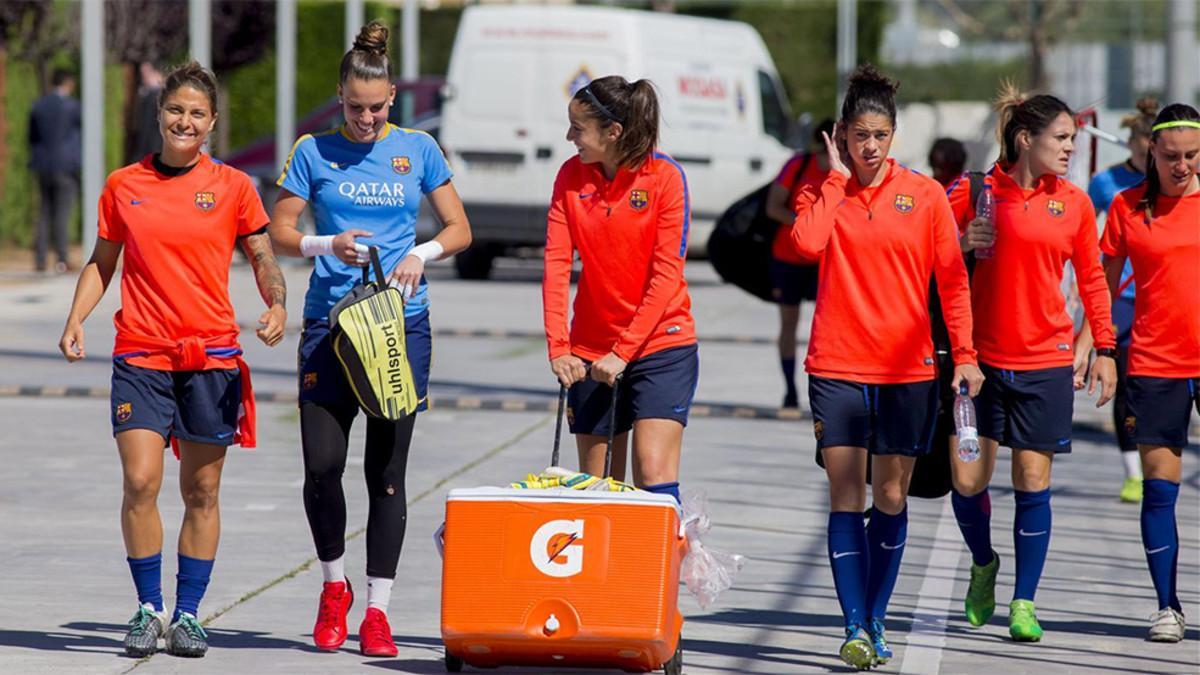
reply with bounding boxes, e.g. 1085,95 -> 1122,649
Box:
445,650 -> 464,672
663,635 -> 683,675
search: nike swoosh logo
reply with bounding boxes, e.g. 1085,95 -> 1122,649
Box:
578,193 -> 593,199
130,199 -> 145,205
1018,529 -> 1048,537
1146,545 -> 1170,555
216,431 -> 233,439
832,551 -> 860,559
880,541 -> 906,550
673,405 -> 688,413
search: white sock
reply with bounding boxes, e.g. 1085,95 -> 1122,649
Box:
1122,450 -> 1143,480
367,576 -> 394,612
320,556 -> 345,584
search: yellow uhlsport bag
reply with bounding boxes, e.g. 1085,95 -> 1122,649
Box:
328,246 -> 419,420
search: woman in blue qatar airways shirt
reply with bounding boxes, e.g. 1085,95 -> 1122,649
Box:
268,22 -> 471,658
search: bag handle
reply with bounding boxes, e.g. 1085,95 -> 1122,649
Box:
550,373 -> 622,479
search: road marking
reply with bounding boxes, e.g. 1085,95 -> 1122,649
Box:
244,503 -> 277,512
899,499 -> 962,675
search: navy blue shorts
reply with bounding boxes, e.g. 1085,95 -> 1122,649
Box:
568,344 -> 699,436
299,310 -> 432,414
110,359 -> 241,445
977,364 -> 1074,453
1126,376 -> 1199,449
809,376 -> 938,456
768,258 -> 818,306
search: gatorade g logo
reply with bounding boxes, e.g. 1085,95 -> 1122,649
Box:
530,519 -> 584,578
1047,199 -> 1065,217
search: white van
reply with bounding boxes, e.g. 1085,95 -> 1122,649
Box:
439,4 -> 796,278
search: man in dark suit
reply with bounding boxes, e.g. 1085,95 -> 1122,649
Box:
28,68 -> 82,273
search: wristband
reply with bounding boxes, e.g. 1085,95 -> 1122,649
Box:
299,235 -> 334,257
408,240 -> 444,264
1095,347 -> 1118,359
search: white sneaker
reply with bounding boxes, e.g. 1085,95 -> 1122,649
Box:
1149,607 -> 1185,643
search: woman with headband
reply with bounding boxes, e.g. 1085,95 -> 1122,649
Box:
543,75 -> 698,504
1091,104 -> 1200,643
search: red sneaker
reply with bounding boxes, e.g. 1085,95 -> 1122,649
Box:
313,579 -> 353,651
359,607 -> 398,657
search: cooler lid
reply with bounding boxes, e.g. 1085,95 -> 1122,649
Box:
446,486 -> 680,514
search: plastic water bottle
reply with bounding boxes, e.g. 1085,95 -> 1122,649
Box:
973,185 -> 995,259
954,381 -> 981,463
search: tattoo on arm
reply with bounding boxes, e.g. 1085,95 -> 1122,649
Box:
241,232 -> 287,307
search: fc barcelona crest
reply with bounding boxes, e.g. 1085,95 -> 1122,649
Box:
1047,199 -> 1065,217
894,194 -> 915,214
194,192 -> 216,211
116,402 -> 132,423
629,189 -> 649,211
392,156 -> 412,174
302,372 -> 318,391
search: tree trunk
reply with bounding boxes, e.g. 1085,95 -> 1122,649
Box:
0,45 -> 9,207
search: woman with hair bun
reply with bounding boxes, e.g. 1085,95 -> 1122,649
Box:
59,60 -> 286,658
945,82 -> 1117,642
269,21 -> 472,657
543,75 -> 699,505
1087,96 -> 1160,503
791,63 -> 981,669
1094,102 -> 1200,643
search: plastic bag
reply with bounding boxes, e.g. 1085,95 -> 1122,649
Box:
679,490 -> 746,609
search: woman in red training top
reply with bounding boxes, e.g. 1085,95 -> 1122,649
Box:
543,75 -> 697,505
58,62 -> 285,659
1097,103 -> 1200,643
791,64 -> 982,670
946,84 -> 1117,643
763,118 -> 832,410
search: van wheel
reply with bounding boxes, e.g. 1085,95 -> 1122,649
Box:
662,635 -> 682,675
454,245 -> 495,279
445,650 -> 464,672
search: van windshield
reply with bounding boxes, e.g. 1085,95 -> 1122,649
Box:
757,70 -> 790,145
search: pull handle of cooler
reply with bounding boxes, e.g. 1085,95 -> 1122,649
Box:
551,373 -> 622,478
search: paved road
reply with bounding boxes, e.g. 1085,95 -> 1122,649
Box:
0,260 -> 1196,674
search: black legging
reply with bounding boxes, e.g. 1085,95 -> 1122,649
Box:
300,402 -> 415,579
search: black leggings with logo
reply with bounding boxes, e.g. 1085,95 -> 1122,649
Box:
300,401 -> 415,579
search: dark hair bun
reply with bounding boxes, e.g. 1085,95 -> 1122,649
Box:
847,64 -> 899,96
354,21 -> 389,56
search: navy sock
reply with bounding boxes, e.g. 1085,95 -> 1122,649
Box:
645,481 -> 681,504
1013,488 -> 1052,602
866,507 -> 908,621
781,358 -> 797,399
173,555 -> 215,622
1141,479 -> 1181,611
127,553 -> 164,612
828,511 -> 869,627
951,488 -> 994,567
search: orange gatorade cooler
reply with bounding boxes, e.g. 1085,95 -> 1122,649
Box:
440,487 -> 686,673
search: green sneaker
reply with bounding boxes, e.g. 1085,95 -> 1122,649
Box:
165,612 -> 209,657
965,552 -> 1000,627
123,604 -> 165,657
1119,477 -> 1143,503
1009,600 -> 1044,642
839,624 -> 876,670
